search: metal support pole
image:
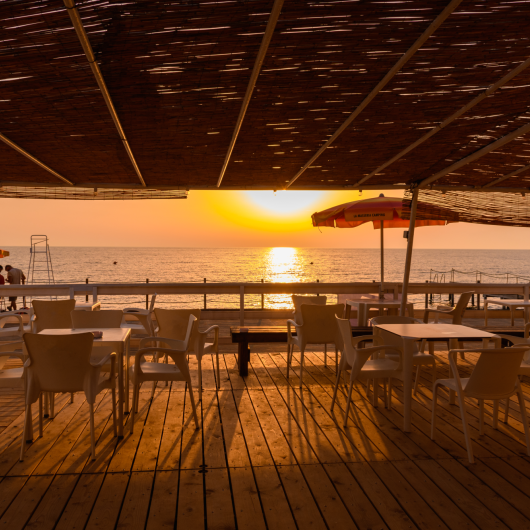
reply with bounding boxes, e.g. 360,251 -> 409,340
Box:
240,285 -> 245,326
261,279 -> 264,309
380,220 -> 384,298
477,280 -> 481,310
316,278 -> 319,296
86,278 -> 89,302
425,281 -> 428,309
204,278 -> 207,310
400,189 -> 419,316
146,279 -> 149,310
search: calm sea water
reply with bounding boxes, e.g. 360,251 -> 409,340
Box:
2,247 -> 529,310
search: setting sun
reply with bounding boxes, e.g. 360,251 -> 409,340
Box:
244,191 -> 323,216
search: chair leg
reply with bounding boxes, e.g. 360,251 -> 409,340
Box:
335,346 -> 338,372
343,375 -> 355,427
188,383 -> 200,430
331,365 -> 342,411
324,344 -> 327,367
111,387 -> 117,438
50,393 -> 55,419
504,397 -> 510,423
429,342 -> 435,356
44,392 -> 49,418
387,378 -> 393,411
413,365 -> 421,395
151,380 -> 157,401
516,388 -> 530,456
216,352 -> 220,390
479,399 -> 484,435
130,384 -> 138,434
20,403 -> 31,461
165,354 -> 169,386
431,362 -> 437,391
492,400 -> 499,430
70,392 -> 74,404
286,345 -> 291,378
89,403 -> 96,460
38,393 -> 43,437
299,349 -> 305,390
457,389 -> 474,464
373,378 -> 379,407
431,384 -> 439,440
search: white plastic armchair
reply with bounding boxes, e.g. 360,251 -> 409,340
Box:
21,333 -> 117,461
431,346 -> 530,463
122,293 -> 157,336
0,314 -> 27,341
129,315 -> 199,433
287,303 -> 344,388
154,308 -> 219,400
332,317 -> 403,425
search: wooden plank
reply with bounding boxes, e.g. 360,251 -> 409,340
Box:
179,388 -> 203,470
324,463 -> 389,530
25,474 -> 79,530
0,477 -> 28,519
56,473 -> 105,530
204,468 -> 237,530
299,463 -> 357,529
116,471 -> 154,530
176,469 -> 204,529
157,390 -> 185,471
0,475 -> 53,530
201,390 -> 226,470
85,472 -> 129,530
277,465 -> 327,530
146,470 -> 178,530
229,467 -> 267,530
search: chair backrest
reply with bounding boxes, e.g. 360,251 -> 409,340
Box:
452,292 -> 473,324
71,310 -> 124,329
336,317 -> 373,376
23,333 -> 94,397
32,299 -> 76,333
154,308 -> 201,351
292,295 -> 327,324
149,293 -> 157,312
372,315 -> 419,355
299,304 -> 344,345
464,347 -> 528,399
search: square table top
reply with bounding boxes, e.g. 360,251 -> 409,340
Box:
374,323 -> 496,340
38,327 -> 131,343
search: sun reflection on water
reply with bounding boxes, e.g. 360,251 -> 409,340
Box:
264,247 -> 300,308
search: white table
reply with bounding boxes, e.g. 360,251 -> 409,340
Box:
38,327 -> 131,438
346,298 -> 414,326
373,323 -> 498,432
484,298 -> 530,326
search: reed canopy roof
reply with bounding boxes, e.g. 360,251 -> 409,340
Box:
2,0 -> 530,199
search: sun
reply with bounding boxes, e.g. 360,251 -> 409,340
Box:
244,190 -> 323,216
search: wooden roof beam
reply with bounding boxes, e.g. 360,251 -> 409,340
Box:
0,133 -> 73,186
63,0 -> 146,187
284,0 -> 463,190
217,0 -> 284,188
418,121 -> 530,188
356,56 -> 530,187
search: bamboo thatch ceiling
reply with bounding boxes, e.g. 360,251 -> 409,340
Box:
1,0 -> 530,197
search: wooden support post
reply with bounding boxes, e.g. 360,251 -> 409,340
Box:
204,278 -> 207,310
425,281 -> 428,309
400,189 -> 419,316
92,287 -> 98,304
240,285 -> 245,326
85,278 -> 89,302
146,278 -> 149,310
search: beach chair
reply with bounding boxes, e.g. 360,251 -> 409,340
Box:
129,315 -> 199,433
287,303 -> 344,387
21,333 -> 117,461
431,346 -> 530,463
332,316 -> 403,425
153,308 -> 219,401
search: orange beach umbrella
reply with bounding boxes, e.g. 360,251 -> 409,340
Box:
311,194 -> 449,293
0,250 -> 9,259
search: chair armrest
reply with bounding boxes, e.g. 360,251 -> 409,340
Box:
423,308 -> 454,323
91,352 -> 116,368
496,334 -> 529,346
139,336 -> 186,350
287,320 -> 302,340
199,325 -> 219,349
0,352 -> 25,363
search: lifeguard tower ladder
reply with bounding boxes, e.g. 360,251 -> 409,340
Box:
27,235 -> 56,300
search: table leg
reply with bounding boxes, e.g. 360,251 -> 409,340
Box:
238,340 -> 249,377
359,304 -> 367,327
117,343 -> 125,439
124,335 -> 130,415
525,306 -> 530,325
25,402 -> 33,443
448,338 -> 458,405
402,338 -> 414,432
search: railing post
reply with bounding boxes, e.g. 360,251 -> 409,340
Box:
477,280 -> 481,310
69,287 -> 75,300
92,287 -> 98,304
261,279 -> 264,309
316,278 -> 319,296
240,285 -> 245,326
425,281 -> 428,309
85,278 -> 89,302
204,278 -> 207,310
146,278 -> 149,310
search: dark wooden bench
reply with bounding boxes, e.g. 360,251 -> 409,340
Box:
230,326 -> 373,376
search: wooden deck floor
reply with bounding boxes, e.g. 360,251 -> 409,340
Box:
0,340 -> 530,529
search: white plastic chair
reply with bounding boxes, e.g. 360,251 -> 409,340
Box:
21,333 -> 117,461
431,346 -> 530,463
287,303 -> 344,388
0,314 -> 27,341
123,293 -> 157,336
129,314 -> 199,433
371,315 -> 436,395
154,309 -> 219,401
32,299 -> 76,333
331,316 -> 403,425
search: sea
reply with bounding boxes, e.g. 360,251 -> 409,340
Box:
2,247 -> 529,310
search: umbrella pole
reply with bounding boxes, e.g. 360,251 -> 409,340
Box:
400,189 -> 419,316
380,220 -> 384,298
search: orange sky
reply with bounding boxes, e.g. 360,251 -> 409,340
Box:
0,189 -> 527,248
